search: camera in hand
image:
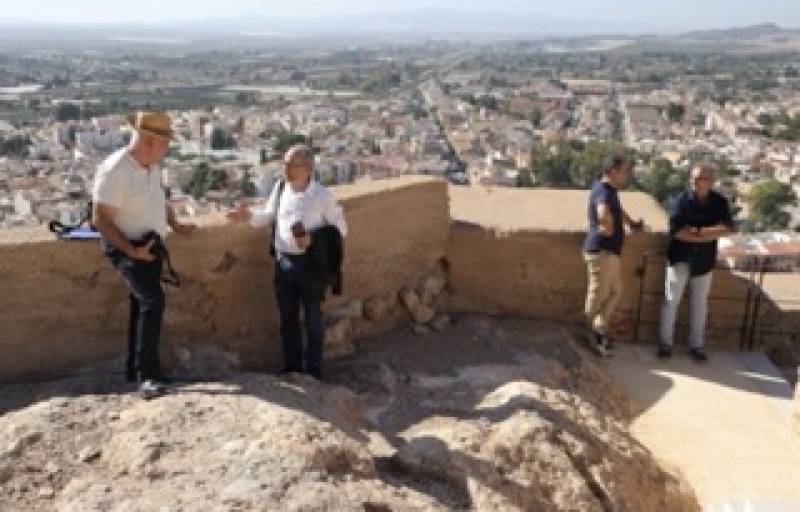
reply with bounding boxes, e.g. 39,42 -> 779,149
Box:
291,221 -> 306,238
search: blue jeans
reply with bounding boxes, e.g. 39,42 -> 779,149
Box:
274,254 -> 324,378
660,263 -> 713,349
110,254 -> 165,382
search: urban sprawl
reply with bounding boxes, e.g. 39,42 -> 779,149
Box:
1,30 -> 800,259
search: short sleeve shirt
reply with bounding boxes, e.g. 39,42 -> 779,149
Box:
583,180 -> 624,255
93,148 -> 168,240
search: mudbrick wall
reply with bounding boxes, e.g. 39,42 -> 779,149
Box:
446,225 -> 763,348
446,187 -> 770,351
0,180 -> 788,384
0,177 -> 449,383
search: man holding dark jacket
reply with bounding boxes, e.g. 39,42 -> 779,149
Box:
227,144 -> 347,379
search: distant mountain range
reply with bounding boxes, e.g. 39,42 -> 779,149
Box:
683,22 -> 800,40
177,10 -> 650,38
0,11 -> 646,40
0,14 -> 796,43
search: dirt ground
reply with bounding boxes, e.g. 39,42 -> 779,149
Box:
0,314 -> 699,511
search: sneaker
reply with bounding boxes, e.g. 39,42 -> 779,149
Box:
689,348 -> 708,363
139,380 -> 167,400
657,344 -> 672,359
587,331 -> 610,357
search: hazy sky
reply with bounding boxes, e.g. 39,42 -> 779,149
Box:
5,0 -> 800,30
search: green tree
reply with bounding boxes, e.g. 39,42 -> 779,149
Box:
235,92 -> 253,105
529,139 -> 630,189
757,113 -> 776,127
639,159 -> 686,206
515,167 -> 534,187
717,160 -> 740,179
55,102 -> 81,122
526,108 -> 543,127
210,127 -> 236,150
746,180 -> 797,231
535,141 -> 575,187
273,131 -> 308,156
239,170 -> 258,198
184,162 -> 228,199
666,102 -> 685,123
0,134 -> 32,157
570,140 -> 626,189
474,95 -> 498,110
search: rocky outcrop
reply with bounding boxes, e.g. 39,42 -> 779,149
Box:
0,315 -> 699,511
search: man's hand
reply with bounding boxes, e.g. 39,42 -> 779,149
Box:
629,218 -> 645,232
674,226 -> 703,242
596,203 -> 614,236
127,240 -> 156,262
172,222 -> 197,236
226,204 -> 252,223
697,224 -> 733,240
296,233 -> 311,249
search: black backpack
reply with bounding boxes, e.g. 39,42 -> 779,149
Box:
48,200 -> 98,238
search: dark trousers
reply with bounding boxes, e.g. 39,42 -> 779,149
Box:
274,254 -> 324,378
110,254 -> 165,382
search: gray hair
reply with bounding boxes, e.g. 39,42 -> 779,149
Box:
284,144 -> 314,165
692,162 -> 716,179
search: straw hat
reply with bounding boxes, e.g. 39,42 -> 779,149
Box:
125,110 -> 174,139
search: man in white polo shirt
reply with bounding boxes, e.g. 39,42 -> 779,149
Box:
93,111 -> 195,399
227,144 -> 347,379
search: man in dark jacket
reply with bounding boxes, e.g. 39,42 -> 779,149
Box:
658,164 -> 734,362
227,144 -> 347,379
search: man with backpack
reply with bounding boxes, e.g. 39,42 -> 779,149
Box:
227,144 -> 347,379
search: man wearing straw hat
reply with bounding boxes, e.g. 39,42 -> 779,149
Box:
93,111 -> 196,399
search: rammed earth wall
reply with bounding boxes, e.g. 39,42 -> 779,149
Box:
0,179 -> 780,383
0,177 -> 449,383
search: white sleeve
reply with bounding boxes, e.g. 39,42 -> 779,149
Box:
322,188 -> 347,237
250,181 -> 281,228
93,164 -> 124,208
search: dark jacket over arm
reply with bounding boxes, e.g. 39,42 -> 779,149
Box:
308,225 -> 344,301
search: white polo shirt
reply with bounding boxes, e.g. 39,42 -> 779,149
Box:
250,179 -> 347,256
93,148 -> 168,240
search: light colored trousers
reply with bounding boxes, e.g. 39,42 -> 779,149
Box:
660,262 -> 713,348
583,251 -> 622,336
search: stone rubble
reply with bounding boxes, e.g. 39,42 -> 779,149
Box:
0,315 -> 700,512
